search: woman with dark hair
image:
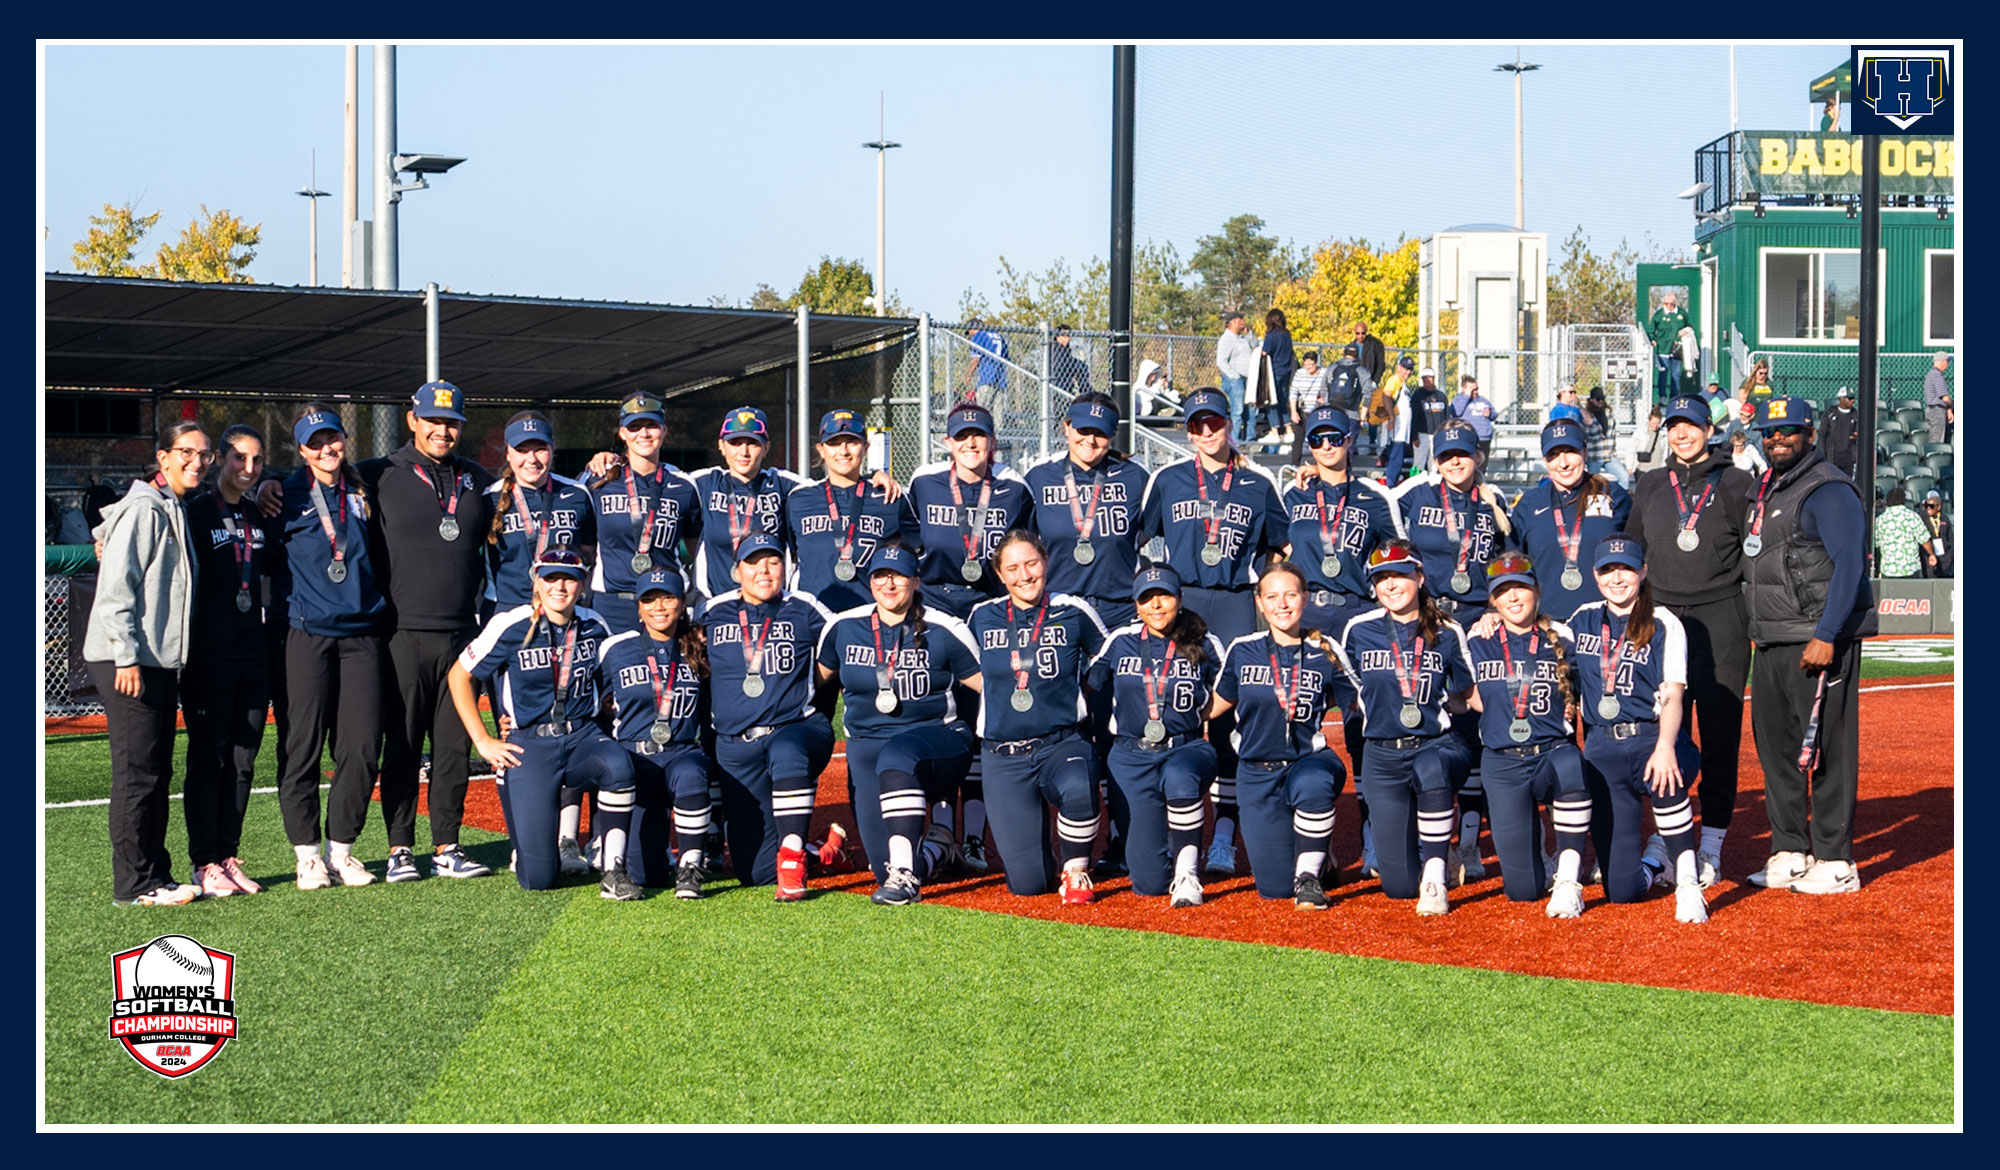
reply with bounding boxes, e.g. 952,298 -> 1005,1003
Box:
85,420 -> 212,905
586,393 -> 702,637
785,409 -> 922,616
1257,308 -> 1296,448
1512,418 -> 1633,622
485,410 -> 597,614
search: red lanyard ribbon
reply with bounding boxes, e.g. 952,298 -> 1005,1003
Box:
726,483 -> 760,553
1195,458 -> 1235,548
950,473 -> 995,563
512,483 -> 554,560
1064,463 -> 1104,541
738,608 -> 774,677
1007,598 -> 1049,691
308,473 -> 350,565
870,613 -> 903,688
1498,629 -> 1540,719
411,464 -> 463,522
1140,628 -> 1175,721
1599,614 -> 1626,699
1440,482 -> 1475,575
623,466 -> 665,555
1747,469 -> 1774,537
547,617 -> 578,711
212,490 -> 254,600
1390,627 -> 1426,703
1550,492 -> 1583,567
824,481 -> 863,561
1669,470 -> 1715,535
645,647 -> 679,721
1267,641 -> 1303,722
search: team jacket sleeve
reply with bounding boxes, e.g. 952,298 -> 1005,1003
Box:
457,610 -> 524,682
1322,640 -> 1359,710
1443,623 -> 1476,692
1658,609 -> 1689,687
1799,485 -> 1869,643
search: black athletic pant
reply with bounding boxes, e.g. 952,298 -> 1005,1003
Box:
88,661 -> 181,902
1752,639 -> 1862,863
266,625 -> 290,794
381,627 -> 475,851
1666,593 -> 1751,832
181,652 -> 269,867
280,631 -> 383,848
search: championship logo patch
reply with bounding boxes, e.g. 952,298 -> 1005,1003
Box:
1852,46 -> 1954,134
108,935 -> 238,1078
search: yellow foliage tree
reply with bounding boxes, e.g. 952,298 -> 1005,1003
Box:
1274,237 -> 1420,348
71,202 -> 161,277
151,205 -> 260,283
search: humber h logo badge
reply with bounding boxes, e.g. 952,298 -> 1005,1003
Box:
433,387 -> 456,409
1853,47 -> 1954,133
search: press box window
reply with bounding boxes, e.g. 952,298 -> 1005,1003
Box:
1924,250 -> 1954,345
1758,247 -> 1886,344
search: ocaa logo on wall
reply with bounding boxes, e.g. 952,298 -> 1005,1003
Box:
1852,46 -> 1954,134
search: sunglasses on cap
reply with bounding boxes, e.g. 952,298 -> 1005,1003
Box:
1485,552 -> 1535,579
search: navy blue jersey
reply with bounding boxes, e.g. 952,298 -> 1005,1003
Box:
1023,453 -> 1149,603
815,606 -> 981,737
590,464 -> 701,596
696,589 -> 835,735
1281,474 -> 1404,596
1214,633 -> 1357,763
1084,625 -> 1227,740
688,466 -> 810,598
1466,621 -> 1578,748
457,605 -> 613,730
1339,609 -> 1476,740
905,464 -> 1034,597
1568,601 -> 1690,727
1137,456 -> 1287,589
1395,475 -> 1516,606
281,468 -> 386,638
784,478 -> 923,614
595,629 -> 709,747
485,474 -> 598,609
186,489 -> 283,656
965,593 -> 1109,742
1512,479 -> 1632,621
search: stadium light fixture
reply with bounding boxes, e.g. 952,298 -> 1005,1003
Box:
1495,49 -> 1540,230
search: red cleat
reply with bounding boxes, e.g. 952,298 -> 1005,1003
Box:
1061,866 -> 1095,906
775,845 -> 808,902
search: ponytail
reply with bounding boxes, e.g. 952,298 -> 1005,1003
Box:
1414,586 -> 1447,648
1624,576 -> 1658,651
489,468 -> 516,547
677,608 -> 710,680
1535,613 -> 1577,716
907,594 -> 931,650
1164,607 -> 1210,669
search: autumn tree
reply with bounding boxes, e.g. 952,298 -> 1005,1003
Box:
71,202 -> 161,277
1273,236 -> 1421,347
1187,214 -> 1305,321
738,256 -> 900,316
1545,226 -> 1640,325
70,202 -> 260,283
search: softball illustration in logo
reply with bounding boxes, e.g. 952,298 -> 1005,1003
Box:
108,935 -> 238,1078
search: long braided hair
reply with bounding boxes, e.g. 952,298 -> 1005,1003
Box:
490,411 -> 554,547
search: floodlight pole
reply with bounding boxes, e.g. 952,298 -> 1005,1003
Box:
372,44 -> 397,290
1497,50 -> 1540,230
298,153 -> 329,287
797,304 -> 812,472
863,94 -> 901,318
1110,45 -> 1136,451
1857,135 -> 1881,567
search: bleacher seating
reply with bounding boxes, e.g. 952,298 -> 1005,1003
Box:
1903,474 -> 1936,500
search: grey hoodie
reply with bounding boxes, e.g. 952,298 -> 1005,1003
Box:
83,479 -> 197,669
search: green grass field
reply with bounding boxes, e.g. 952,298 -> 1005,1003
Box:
41,728 -> 1954,1124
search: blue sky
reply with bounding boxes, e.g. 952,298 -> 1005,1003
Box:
41,42 -> 1854,317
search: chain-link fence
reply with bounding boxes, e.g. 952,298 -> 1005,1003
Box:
1748,351 -> 1944,408
1747,349 -> 1957,504
45,570 -> 97,716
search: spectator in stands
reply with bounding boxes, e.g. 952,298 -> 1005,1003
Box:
1872,487 -> 1933,579
1647,291 -> 1694,400
1047,325 -> 1093,396
1921,490 -> 1953,578
965,317 -> 1009,411
1134,357 -> 1178,419
1581,386 -> 1628,487
1287,350 -> 1328,462
1378,357 -> 1416,484
1821,92 -> 1841,132
1409,366 -> 1449,473
1923,353 -> 1954,446
1324,343 -> 1374,433
1257,308 -> 1295,449
1352,321 -> 1386,447
1630,403 -> 1668,481
1215,310 -> 1261,444
1729,429 -> 1768,474
1738,359 -> 1774,400
48,496 -> 91,544
1449,374 -> 1497,462
1821,387 -> 1862,479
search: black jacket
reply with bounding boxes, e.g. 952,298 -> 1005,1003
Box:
1820,404 -> 1862,474
358,444 -> 496,632
1047,341 -> 1093,395
1627,447 -> 1755,607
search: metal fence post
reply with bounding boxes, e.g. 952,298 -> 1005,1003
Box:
1040,320 -> 1052,460
918,312 -> 932,467
796,304 -> 811,473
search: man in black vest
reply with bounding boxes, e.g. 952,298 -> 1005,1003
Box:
1741,397 -> 1877,894
1819,387 -> 1862,479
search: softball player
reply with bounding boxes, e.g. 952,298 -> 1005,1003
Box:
786,409 -> 922,615
966,530 -> 1109,903
1137,387 -> 1288,879
1464,552 -> 1593,914
1340,540 -> 1475,915
485,411 -> 597,612
587,392 -> 702,637
687,406 -> 811,599
1512,419 -> 1632,622
1206,562 -> 1357,910
597,567 -> 714,898
907,402 -> 1033,873
449,549 -> 640,898
1571,535 -> 1708,924
1084,566 -> 1224,905
815,545 -> 983,905
696,533 -> 838,899
181,424 -> 281,897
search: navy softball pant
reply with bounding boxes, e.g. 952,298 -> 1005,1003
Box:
1105,738 -> 1217,896
715,715 -> 835,887
624,741 -> 712,887
1481,742 -> 1588,902
1584,725 -> 1702,903
846,724 -> 977,882
982,732 -> 1099,897
1358,733 -> 1472,900
496,728 -> 634,891
1237,754 -> 1348,899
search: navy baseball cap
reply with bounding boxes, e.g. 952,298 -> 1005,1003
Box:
1662,395 -> 1710,428
293,409 -> 344,450
1756,396 -> 1814,430
719,406 -> 770,444
1541,419 -> 1586,457
1132,565 -> 1183,601
1485,551 -> 1537,593
733,532 -> 784,563
947,403 -> 995,438
1066,399 -> 1117,436
819,409 -> 865,442
869,545 -> 919,577
1433,422 -> 1480,460
1396,355 -> 1416,371
1547,403 -> 1584,424
1593,534 -> 1646,573
619,392 -> 665,428
637,566 -> 686,598
1303,406 -> 1351,440
1182,388 -> 1230,425
505,414 -> 553,449
1342,343 -> 1359,356
532,548 -> 588,580
1366,540 -> 1424,579
413,380 -> 466,422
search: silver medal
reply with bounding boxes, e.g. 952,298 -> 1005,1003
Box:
1201,544 -> 1223,566
1561,566 -> 1583,591
1676,528 -> 1700,552
834,558 -> 858,581
1010,687 -> 1034,712
234,591 -> 253,613
327,560 -> 347,584
961,558 -> 983,583
743,674 -> 765,698
1742,534 -> 1763,557
1321,554 -> 1340,578
1597,695 -> 1621,721
1509,718 -> 1532,743
1398,702 -> 1423,729
649,719 -> 673,744
630,551 -> 653,574
1072,540 -> 1095,565
438,516 -> 460,542
1143,719 -> 1166,744
1450,570 -> 1472,594
874,689 -> 899,715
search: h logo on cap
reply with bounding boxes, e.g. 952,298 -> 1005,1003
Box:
433,387 -> 455,410
1769,400 -> 1789,420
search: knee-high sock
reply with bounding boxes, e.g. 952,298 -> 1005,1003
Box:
559,785 -> 585,840
672,795 -> 711,869
1168,800 -> 1205,877
1418,788 -> 1456,870
1057,810 -> 1100,869
880,769 -> 927,872
1653,791 -> 1699,880
594,787 -> 635,866
961,758 -> 987,839
1552,792 -> 1592,883
1293,806 -> 1334,877
1209,777 -> 1239,845
772,785 -> 815,852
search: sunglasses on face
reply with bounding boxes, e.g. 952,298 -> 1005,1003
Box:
1306,432 -> 1344,449
1765,425 -> 1809,438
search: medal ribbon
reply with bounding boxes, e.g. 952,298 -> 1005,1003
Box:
512,483 -> 554,561
548,618 -> 578,718
1668,470 -> 1716,536
1746,469 -> 1775,537
1006,598 -> 1049,693
950,473 -> 995,565
725,485 -> 759,554
306,472 -> 349,567
737,608 -> 774,679
411,464 -> 463,525
622,466 -> 666,557
1389,626 -> 1426,704
1063,463 -> 1104,543
1139,627 -> 1175,723
1498,629 -> 1540,720
824,481 -> 863,563
1195,458 -> 1235,551
1599,614 -> 1627,705
1316,478 -> 1354,565
214,490 -> 254,603
1267,641 -> 1303,724
1550,491 -> 1583,570
870,613 -> 904,694
1441,482 -> 1475,579
646,648 -> 679,725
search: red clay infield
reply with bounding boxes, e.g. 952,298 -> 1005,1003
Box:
444,677 -> 1955,1017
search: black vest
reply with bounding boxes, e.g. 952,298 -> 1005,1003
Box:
1742,449 -> 1878,645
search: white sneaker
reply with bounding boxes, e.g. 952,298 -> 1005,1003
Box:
1640,833 -> 1672,889
1790,858 -> 1861,895
557,838 -> 589,876
328,852 -> 376,887
1545,878 -> 1585,919
1203,836 -> 1237,879
1748,851 -> 1814,890
1169,871 -> 1204,908
1696,850 -> 1721,889
296,855 -> 332,891
1415,880 -> 1450,916
1675,879 -> 1710,923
